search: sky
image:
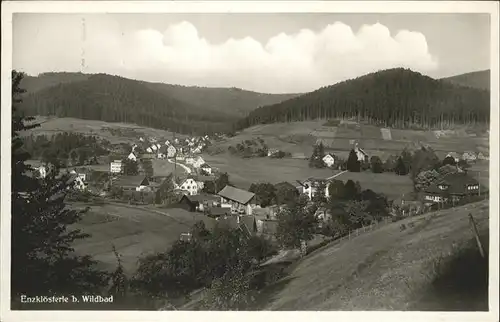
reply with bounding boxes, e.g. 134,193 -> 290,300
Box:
13,13 -> 491,94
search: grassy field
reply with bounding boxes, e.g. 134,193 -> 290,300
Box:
334,171 -> 415,200
202,154 -> 337,189
261,199 -> 490,310
23,116 -> 187,144
70,202 -> 216,275
211,121 -> 489,160
151,159 -> 189,177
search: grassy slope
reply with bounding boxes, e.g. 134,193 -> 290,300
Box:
210,121 -> 489,160
70,202 -> 216,275
22,116 -> 189,144
263,199 -> 489,310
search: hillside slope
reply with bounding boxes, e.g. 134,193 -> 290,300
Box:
20,72 -> 299,118
441,70 -> 490,91
19,74 -> 235,135
263,200 -> 489,310
236,68 -> 490,130
143,82 -> 299,117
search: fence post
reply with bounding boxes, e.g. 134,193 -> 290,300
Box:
468,213 -> 485,258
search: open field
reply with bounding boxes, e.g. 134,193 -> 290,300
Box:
212,121 -> 489,160
22,116 -> 188,144
70,202 -> 216,275
334,171 -> 414,200
202,154 -> 337,189
262,199 -> 490,310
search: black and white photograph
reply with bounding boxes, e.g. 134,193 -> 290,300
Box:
1,1 -> 498,321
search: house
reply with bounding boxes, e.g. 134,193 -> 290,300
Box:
424,173 -> 484,204
175,176 -> 200,196
128,152 -> 137,162
462,151 -> 477,162
67,173 -> 87,191
165,140 -> 171,146
354,143 -> 369,162
218,185 -> 256,215
157,152 -> 166,159
200,163 -> 213,175
240,215 -> 258,236
36,165 -> 48,179
69,169 -> 88,182
322,153 -> 336,167
446,152 -> 460,163
110,160 -> 123,174
267,149 -> 279,157
113,175 -> 151,192
477,152 -> 489,160
185,156 -> 205,168
178,194 -> 220,212
179,233 -> 192,242
207,206 -> 232,218
146,147 -> 153,153
296,178 -> 330,200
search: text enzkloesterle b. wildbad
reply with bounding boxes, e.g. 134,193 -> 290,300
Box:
20,295 -> 114,304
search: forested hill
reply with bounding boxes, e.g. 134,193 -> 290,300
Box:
143,83 -> 299,117
19,74 -> 235,135
21,72 -> 299,117
236,68 -> 490,130
440,70 -> 490,91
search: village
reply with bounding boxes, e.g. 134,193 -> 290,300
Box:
30,128 -> 489,254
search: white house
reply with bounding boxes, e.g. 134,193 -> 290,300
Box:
128,152 -> 137,162
297,178 -> 330,200
267,149 -> 279,157
68,174 -> 87,191
110,160 -> 123,174
151,145 -> 158,151
322,154 -> 336,167
165,140 -> 171,146
37,165 -> 48,179
139,137 -> 144,142
175,177 -> 199,196
69,169 -> 87,182
174,138 -> 179,144
157,152 -> 166,159
192,146 -> 203,154
200,163 -> 213,175
167,145 -> 177,158
192,157 -> 205,169
354,143 -> 369,162
146,147 -> 153,153
462,151 -> 477,162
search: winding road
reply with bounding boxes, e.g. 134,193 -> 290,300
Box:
167,158 -> 192,174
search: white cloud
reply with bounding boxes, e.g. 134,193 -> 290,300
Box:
14,20 -> 438,93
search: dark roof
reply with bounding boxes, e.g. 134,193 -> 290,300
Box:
218,185 -> 255,205
181,194 -> 219,204
200,163 -> 211,168
113,176 -> 149,187
208,207 -> 231,216
425,173 -> 480,195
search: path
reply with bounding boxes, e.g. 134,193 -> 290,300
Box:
326,170 -> 348,180
167,158 -> 192,174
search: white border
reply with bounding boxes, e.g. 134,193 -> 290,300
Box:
1,2 -> 499,322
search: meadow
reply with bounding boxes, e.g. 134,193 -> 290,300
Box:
212,120 -> 489,161
70,202 -> 216,275
202,154 -> 337,189
23,116 -> 187,144
262,199 -> 490,311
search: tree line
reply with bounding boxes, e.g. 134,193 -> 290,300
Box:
236,68 -> 490,131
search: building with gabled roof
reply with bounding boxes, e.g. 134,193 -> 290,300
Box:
113,175 -> 151,192
424,172 -> 485,204
218,185 -> 256,215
